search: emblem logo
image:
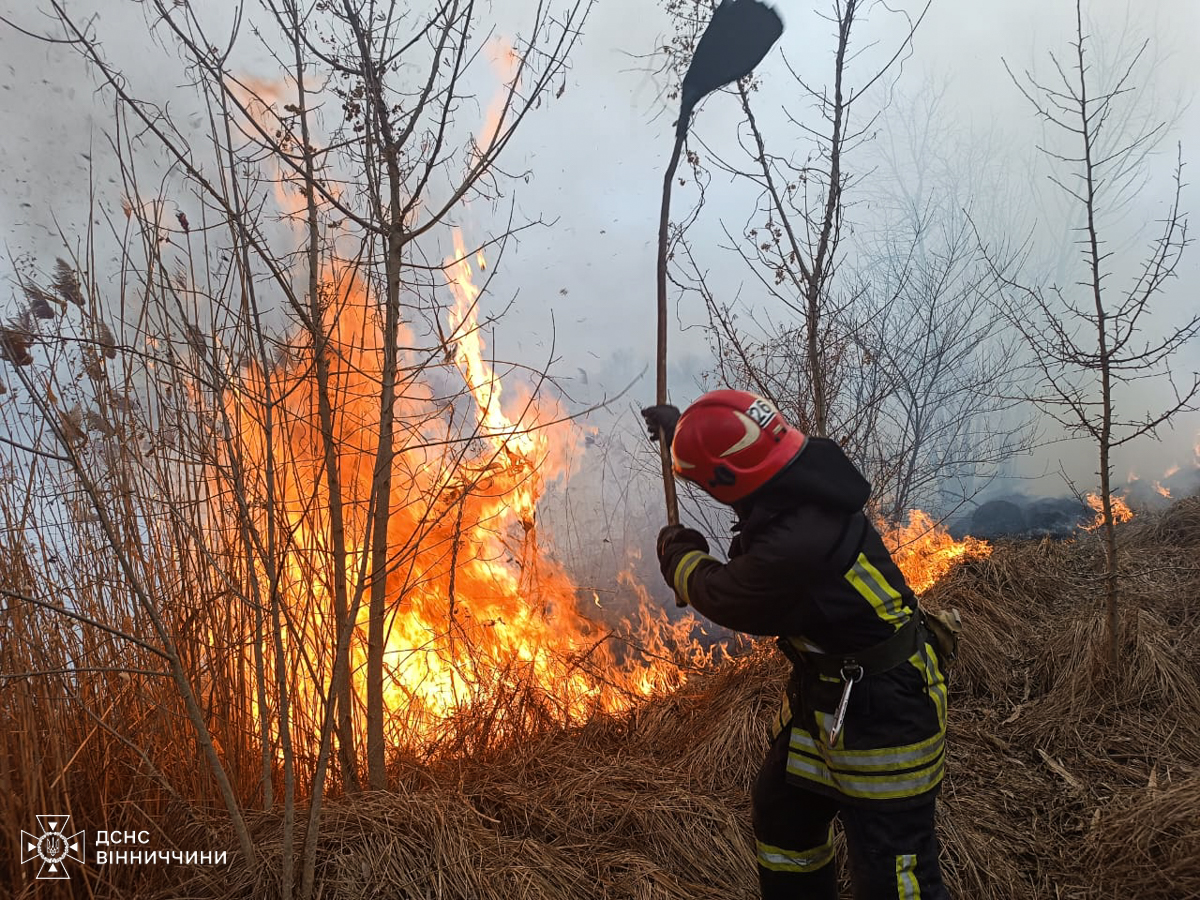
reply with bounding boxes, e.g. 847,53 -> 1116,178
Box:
21,815 -> 85,879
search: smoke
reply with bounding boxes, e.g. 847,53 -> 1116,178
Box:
1,0 -> 1197,516
951,462 -> 1200,540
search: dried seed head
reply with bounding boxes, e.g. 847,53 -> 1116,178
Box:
0,324 -> 34,367
52,259 -> 85,308
109,391 -> 139,412
85,410 -> 116,437
22,285 -> 61,319
82,347 -> 106,382
60,404 -> 88,447
29,296 -> 56,320
97,322 -> 118,359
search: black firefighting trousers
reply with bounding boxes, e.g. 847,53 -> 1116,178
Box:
751,725 -> 950,900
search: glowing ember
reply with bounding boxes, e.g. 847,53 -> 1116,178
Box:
1083,492 -> 1134,530
880,510 -> 991,596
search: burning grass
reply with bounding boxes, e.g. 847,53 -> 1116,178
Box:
128,498 -> 1200,900
1083,490 -> 1135,530
213,246 -> 704,754
0,238 -> 735,896
1,243 -> 1196,896
882,508 -> 992,595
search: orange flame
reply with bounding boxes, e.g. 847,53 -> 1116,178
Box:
479,39 -> 521,151
1153,481 -> 1171,499
880,510 -> 992,596
1083,492 -> 1134,530
202,48 -> 716,761
217,234 -> 699,753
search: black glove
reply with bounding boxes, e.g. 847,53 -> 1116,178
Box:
641,404 -> 681,445
656,523 -> 709,581
656,524 -> 705,558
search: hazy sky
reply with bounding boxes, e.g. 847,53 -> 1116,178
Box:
1,0 -> 1197,496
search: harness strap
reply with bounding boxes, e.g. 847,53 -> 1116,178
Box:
781,612 -> 926,680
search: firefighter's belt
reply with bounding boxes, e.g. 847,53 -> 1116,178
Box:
781,614 -> 925,680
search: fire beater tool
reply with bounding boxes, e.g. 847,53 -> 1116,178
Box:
655,0 -> 784,533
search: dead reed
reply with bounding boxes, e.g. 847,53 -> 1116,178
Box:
3,498 -> 1198,899
209,502 -> 1196,900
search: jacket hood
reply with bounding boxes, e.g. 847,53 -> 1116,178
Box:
732,436 -> 871,532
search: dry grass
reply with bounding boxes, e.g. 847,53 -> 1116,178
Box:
165,501 -> 1199,900
170,654 -> 774,900
3,498 -> 1199,900
1084,774 -> 1200,897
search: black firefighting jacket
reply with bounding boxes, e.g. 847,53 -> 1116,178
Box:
659,438 -> 947,807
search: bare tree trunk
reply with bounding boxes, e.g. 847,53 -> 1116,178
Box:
806,0 -> 855,437
301,108 -> 361,799
279,8 -> 366,888
209,89 -> 279,813
218,73 -> 296,891
365,198 -> 403,791
1075,3 -> 1119,666
338,0 -> 407,795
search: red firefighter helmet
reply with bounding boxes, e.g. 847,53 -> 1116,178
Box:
671,389 -> 806,504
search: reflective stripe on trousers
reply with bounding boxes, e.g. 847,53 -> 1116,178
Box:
896,853 -> 922,899
754,715 -> 951,900
786,726 -> 945,801
756,827 -> 833,873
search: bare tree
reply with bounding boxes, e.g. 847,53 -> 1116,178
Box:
983,0 -> 1197,665
659,1 -> 1028,523
858,216 -> 1029,522
855,85 -> 1033,520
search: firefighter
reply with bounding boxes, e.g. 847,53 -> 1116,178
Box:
643,389 -> 951,900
